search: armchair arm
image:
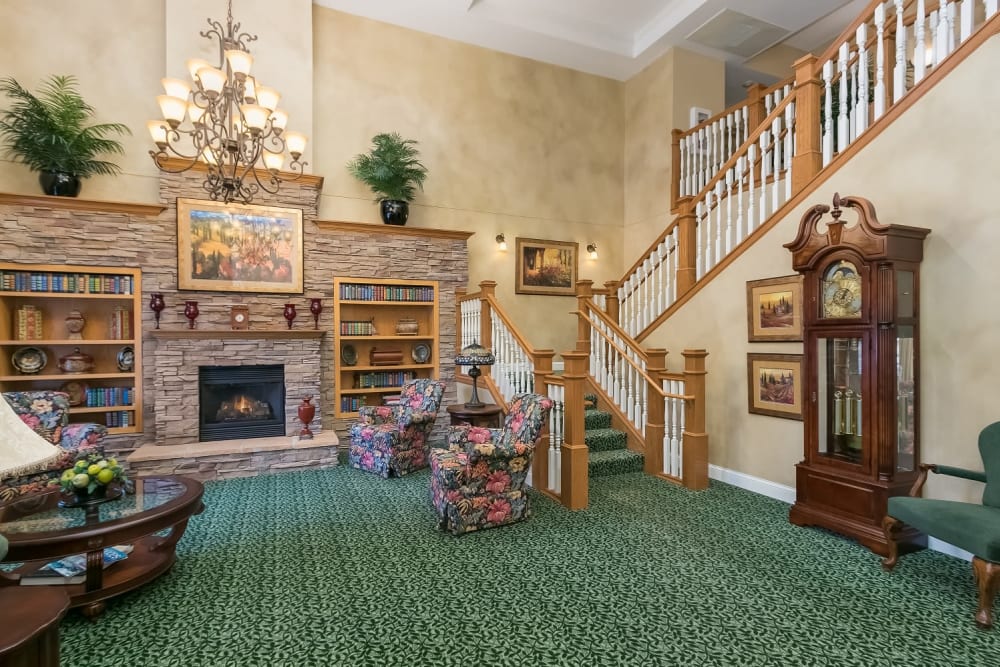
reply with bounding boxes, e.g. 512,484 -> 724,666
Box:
60,423 -> 107,451
467,439 -> 532,462
405,409 -> 441,427
908,463 -> 987,496
359,405 -> 402,426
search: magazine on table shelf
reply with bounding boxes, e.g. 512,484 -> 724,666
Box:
20,545 -> 132,586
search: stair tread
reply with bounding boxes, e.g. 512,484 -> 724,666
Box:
584,428 -> 627,453
588,448 -> 644,478
588,448 -> 643,461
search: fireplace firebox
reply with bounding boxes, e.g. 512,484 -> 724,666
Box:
198,364 -> 285,442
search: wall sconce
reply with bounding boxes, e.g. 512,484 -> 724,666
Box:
495,234 -> 507,251
586,243 -> 598,260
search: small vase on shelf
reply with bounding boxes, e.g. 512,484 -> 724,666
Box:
298,395 -> 315,440
65,309 -> 86,339
149,292 -> 166,329
184,300 -> 200,329
283,303 -> 297,329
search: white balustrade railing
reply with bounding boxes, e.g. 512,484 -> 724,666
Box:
490,312 -> 534,403
591,291 -> 607,312
822,0 -> 996,167
545,381 -> 565,494
695,94 -> 796,281
661,376 -> 686,479
618,226 -> 679,338
459,297 -> 480,350
588,307 -> 649,437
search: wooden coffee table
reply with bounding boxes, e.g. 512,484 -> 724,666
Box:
0,476 -> 204,618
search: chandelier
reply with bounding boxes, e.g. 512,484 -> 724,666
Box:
148,0 -> 307,203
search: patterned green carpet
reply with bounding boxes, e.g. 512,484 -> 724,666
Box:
60,467 -> 998,666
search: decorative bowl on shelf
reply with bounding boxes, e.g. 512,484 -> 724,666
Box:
412,343 -> 431,364
58,347 -> 95,374
12,346 -> 47,375
116,345 -> 135,372
341,344 -> 358,367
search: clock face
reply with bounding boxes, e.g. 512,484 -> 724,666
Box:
821,260 -> 862,318
235,313 -> 246,323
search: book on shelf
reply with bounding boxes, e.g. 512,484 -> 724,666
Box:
20,545 -> 131,586
15,305 -> 43,340
109,306 -> 132,339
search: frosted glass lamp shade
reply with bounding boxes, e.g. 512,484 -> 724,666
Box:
225,49 -> 253,79
156,95 -> 187,127
285,132 -> 307,158
240,104 -> 269,132
255,86 -> 280,112
147,121 -> 168,147
270,109 -> 288,133
161,78 -> 191,100
263,151 -> 284,172
187,102 -> 207,126
196,66 -> 226,98
186,58 -> 211,81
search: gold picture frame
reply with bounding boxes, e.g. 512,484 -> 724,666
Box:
177,198 -> 304,294
747,353 -> 803,420
746,275 -> 803,342
515,237 -> 578,296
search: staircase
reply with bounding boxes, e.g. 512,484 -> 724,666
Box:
583,394 -> 643,478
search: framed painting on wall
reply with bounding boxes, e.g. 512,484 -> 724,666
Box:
176,198 -> 304,294
515,237 -> 578,296
746,275 -> 803,342
747,353 -> 803,420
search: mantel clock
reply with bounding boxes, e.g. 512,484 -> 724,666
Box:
784,194 -> 930,556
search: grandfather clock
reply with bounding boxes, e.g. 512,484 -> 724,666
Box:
784,194 -> 930,556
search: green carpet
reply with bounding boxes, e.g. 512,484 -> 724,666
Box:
60,468 -> 999,666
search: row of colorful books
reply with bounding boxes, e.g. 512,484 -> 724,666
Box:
339,284 -> 434,302
353,371 -> 416,389
109,307 -> 132,339
84,387 -> 134,408
0,272 -> 135,294
104,411 -> 132,428
340,320 -> 377,336
340,396 -> 367,412
20,545 -> 131,585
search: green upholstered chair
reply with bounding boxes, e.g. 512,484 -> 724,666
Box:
882,421 -> 1000,629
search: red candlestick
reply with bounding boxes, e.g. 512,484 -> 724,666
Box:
309,298 -> 323,330
149,292 -> 166,330
283,303 -> 297,329
183,300 -> 199,329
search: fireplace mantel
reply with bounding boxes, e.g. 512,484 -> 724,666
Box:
148,329 -> 325,340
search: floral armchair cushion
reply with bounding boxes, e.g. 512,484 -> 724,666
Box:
1,391 -> 106,501
430,393 -> 553,535
348,379 -> 446,478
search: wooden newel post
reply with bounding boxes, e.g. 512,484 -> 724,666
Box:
531,350 -> 556,491
604,281 -> 620,323
675,202 -> 698,295
644,348 -> 668,476
745,83 -> 766,130
575,280 -> 594,353
681,349 -> 709,490
478,281 -> 496,377
792,54 -> 822,192
559,351 -> 590,510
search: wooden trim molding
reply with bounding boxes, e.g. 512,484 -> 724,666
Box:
0,192 -> 166,217
154,157 -> 325,189
315,220 -> 474,241
147,329 -> 325,340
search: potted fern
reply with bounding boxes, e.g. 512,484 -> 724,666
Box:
347,132 -> 428,225
0,75 -> 130,197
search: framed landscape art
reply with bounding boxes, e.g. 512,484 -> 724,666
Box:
746,275 -> 803,342
177,198 -> 304,294
515,237 -> 578,296
747,353 -> 803,420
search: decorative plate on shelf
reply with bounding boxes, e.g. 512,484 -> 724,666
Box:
60,380 -> 88,407
12,346 -> 47,375
117,345 -> 135,372
412,343 -> 431,364
341,344 -> 358,367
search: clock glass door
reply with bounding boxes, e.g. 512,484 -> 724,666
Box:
815,334 -> 864,464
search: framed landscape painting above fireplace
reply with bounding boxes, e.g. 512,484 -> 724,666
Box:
177,198 -> 304,294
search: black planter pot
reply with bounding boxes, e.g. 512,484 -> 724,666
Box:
379,200 -> 409,226
39,171 -> 82,197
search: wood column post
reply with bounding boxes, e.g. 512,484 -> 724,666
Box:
675,204 -> 698,295
559,351 -> 590,510
792,54 -> 822,192
681,349 -> 709,490
575,280 -> 594,353
644,348 -> 667,476
477,281 -> 496,377
745,83 -> 767,130
531,350 -> 556,491
671,128 -> 684,211
603,281 -> 620,323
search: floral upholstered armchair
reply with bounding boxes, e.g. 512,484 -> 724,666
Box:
1,391 -> 107,501
348,379 -> 446,478
430,393 -> 553,535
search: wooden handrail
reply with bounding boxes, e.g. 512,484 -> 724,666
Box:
812,0 -> 889,67
676,76 -> 794,141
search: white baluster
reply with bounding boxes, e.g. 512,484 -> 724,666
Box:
838,42 -> 849,153
929,10 -> 940,67
874,4 -> 886,119
823,59 -> 834,164
849,52 -> 858,143
704,190 -> 715,272
735,156 -> 745,245
724,169 -> 734,256
670,227 -> 679,302
695,200 -> 704,279
657,241 -> 667,314
914,0 -> 926,84
988,0 -> 999,20
759,129 -> 770,221
893,0 -> 906,103
959,0 -> 973,40
947,2 -> 956,54
784,100 -> 794,201
770,115 -> 781,213
747,143 -> 757,233
856,23 -> 869,135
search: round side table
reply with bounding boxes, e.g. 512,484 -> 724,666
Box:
0,587 -> 69,667
447,403 -> 503,429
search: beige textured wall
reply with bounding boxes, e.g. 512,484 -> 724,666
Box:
312,7 -> 625,353
623,48 -> 724,261
0,0 -> 165,202
645,35 -> 1000,502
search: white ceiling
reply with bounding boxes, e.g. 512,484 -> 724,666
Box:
313,0 -> 870,81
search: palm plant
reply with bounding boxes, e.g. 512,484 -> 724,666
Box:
0,75 -> 130,194
347,132 -> 428,203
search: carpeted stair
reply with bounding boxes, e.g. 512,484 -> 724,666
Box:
584,393 -> 644,477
